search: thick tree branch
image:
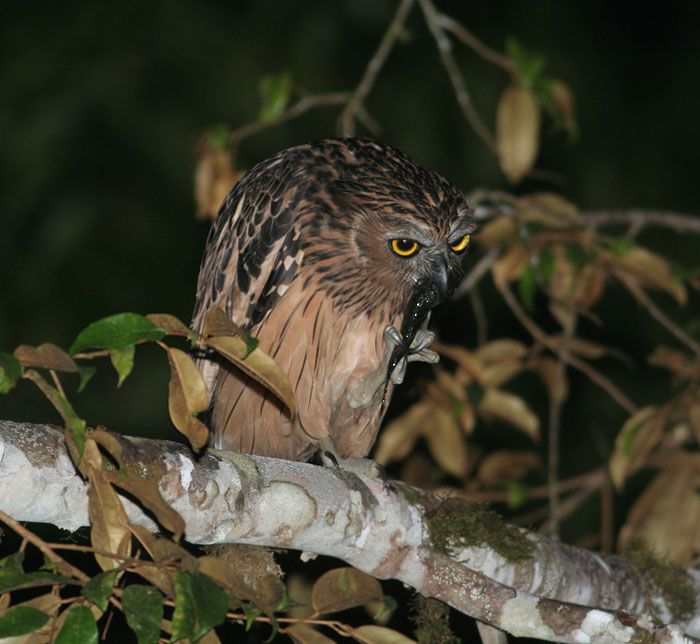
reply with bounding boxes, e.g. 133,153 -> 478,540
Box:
1,420 -> 699,643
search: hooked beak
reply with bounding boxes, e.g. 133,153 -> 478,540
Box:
432,256 -> 451,304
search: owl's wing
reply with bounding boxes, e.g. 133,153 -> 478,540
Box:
192,162 -> 305,335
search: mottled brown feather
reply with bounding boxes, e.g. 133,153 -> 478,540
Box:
192,138 -> 474,461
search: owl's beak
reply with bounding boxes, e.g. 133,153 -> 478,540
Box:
432,256 -> 451,303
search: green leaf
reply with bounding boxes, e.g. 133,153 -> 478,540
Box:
81,570 -> 118,612
535,248 -> 556,282
0,552 -> 25,572
0,606 -> 49,637
69,313 -> 165,355
110,345 -> 135,387
192,572 -> 229,640
258,72 -> 292,121
0,568 -> 77,594
122,584 -> 163,644
518,263 -> 536,312
55,605 -> 98,644
171,571 -> 195,642
0,352 -> 21,394
203,124 -> 231,151
609,236 -> 635,258
77,366 -> 97,393
565,243 -> 596,272
505,37 -> 546,89
373,595 -> 398,621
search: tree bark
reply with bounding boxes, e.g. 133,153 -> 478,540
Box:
1,419 -> 699,643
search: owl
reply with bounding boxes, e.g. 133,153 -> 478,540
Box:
192,138 -> 474,468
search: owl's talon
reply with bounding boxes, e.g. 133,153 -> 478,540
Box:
319,439 -> 387,480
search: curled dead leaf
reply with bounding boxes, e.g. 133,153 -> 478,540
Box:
205,335 -> 295,419
166,348 -> 210,450
517,192 -> 579,225
478,389 -> 540,441
477,450 -> 542,484
194,145 -> 244,220
491,243 -> 531,286
13,343 -> 78,372
609,406 -> 665,489
496,83 -> 541,183
618,460 -> 700,565
311,568 -> 382,615
608,245 -> 687,305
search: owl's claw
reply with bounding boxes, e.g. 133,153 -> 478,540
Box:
320,441 -> 388,482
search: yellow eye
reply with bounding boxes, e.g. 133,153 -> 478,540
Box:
390,238 -> 419,257
450,234 -> 471,253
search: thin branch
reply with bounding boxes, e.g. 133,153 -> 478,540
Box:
337,0 -> 416,137
453,247 -> 500,299
228,92 -> 351,145
435,12 -> 515,73
418,0 -> 496,151
580,210 -> 700,234
494,279 -> 638,414
616,272 -> 700,357
0,509 -> 89,582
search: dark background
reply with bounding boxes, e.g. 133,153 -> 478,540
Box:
2,0 -> 699,542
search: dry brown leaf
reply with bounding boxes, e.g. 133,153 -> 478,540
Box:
167,347 -> 210,413
647,346 -> 696,380
496,84 -> 541,183
478,215 -> 517,247
166,348 -> 210,450
374,401 -> 432,466
534,357 -> 568,405
609,406 -> 665,489
475,339 -> 528,365
491,243 -> 531,286
549,79 -> 578,134
481,359 -> 524,389
206,335 -> 296,418
286,624 -> 337,644
145,313 -> 195,338
608,246 -> 687,305
352,625 -> 418,643
517,192 -> 579,225
13,343 -> 78,372
194,145 -> 243,220
618,458 -> 700,565
84,439 -> 131,571
477,450 -> 542,484
690,404 -> 700,445
575,262 -> 607,309
548,336 -> 607,359
423,406 -> 469,478
434,343 -> 485,383
478,389 -> 540,441
311,568 -> 382,615
88,429 -> 186,540
202,307 -> 249,339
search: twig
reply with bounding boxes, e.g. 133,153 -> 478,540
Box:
494,278 -> 638,414
469,287 -> 488,346
453,247 -> 500,298
616,272 -> 700,356
228,92 -> 351,145
418,0 -> 496,151
580,209 -> 700,234
435,12 -> 515,73
0,509 -> 89,582
547,313 -> 577,538
337,0 -> 416,137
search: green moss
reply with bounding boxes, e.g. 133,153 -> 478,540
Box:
424,497 -> 534,563
625,541 -> 695,622
630,630 -> 654,644
410,595 -> 460,644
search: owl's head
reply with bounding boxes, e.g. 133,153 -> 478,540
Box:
301,138 -> 475,323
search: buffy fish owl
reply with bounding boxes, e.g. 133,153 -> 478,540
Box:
192,138 -> 475,467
